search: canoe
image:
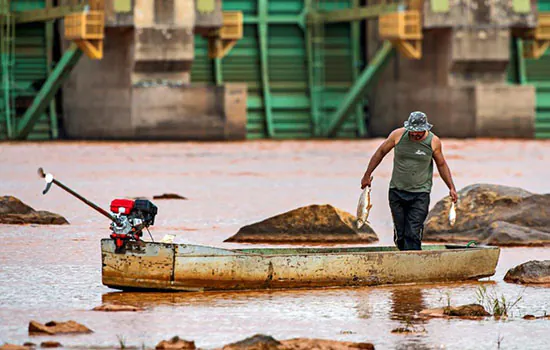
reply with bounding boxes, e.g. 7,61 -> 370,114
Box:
100,239 -> 500,292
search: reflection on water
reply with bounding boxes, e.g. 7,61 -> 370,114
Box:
2,141 -> 550,349
390,287 -> 426,321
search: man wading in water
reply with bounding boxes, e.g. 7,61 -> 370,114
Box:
360,111 -> 458,251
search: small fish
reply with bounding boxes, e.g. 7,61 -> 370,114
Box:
357,186 -> 373,229
448,201 -> 456,227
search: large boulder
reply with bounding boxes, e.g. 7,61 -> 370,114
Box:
0,196 -> 68,225
423,184 -> 550,246
224,205 -> 378,243
504,260 -> 550,284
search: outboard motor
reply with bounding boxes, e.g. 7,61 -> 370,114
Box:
37,167 -> 157,253
109,198 -> 157,250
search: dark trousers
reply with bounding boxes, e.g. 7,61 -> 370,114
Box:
389,188 -> 430,251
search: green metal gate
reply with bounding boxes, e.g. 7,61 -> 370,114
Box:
191,0 -> 366,139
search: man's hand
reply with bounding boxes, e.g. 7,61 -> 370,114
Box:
449,188 -> 458,203
361,174 -> 373,189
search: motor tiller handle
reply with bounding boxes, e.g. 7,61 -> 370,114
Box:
37,167 -> 118,223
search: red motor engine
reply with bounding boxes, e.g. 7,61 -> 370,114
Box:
109,198 -> 158,251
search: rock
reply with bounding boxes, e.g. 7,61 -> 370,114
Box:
153,193 -> 188,200
504,260 -> 550,284
443,304 -> 491,317
221,335 -> 375,350
222,334 -> 281,350
0,344 -> 31,350
280,339 -> 375,350
155,336 -> 196,350
92,303 -> 144,312
0,196 -> 68,225
39,342 -> 61,348
484,222 -> 550,246
419,304 -> 490,319
523,314 -> 550,320
391,327 -> 425,335
423,184 -> 550,246
225,205 -> 378,243
28,320 -> 93,335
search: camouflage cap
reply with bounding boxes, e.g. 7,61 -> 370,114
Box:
404,111 -> 433,132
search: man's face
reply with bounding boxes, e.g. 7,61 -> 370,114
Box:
409,131 -> 425,141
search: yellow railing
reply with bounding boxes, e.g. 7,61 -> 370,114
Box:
379,11 -> 422,40
63,0 -> 105,59
208,11 -> 243,58
379,10 -> 422,59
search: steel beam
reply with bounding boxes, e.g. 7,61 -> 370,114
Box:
313,4 -> 399,23
15,4 -> 85,23
516,38 -> 527,84
351,0 -> 365,137
326,41 -> 395,137
257,0 -> 274,138
16,43 -> 83,140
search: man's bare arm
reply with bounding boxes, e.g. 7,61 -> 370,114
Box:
361,129 -> 401,188
432,136 -> 458,202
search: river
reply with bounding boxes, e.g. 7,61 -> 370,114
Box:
1,140 -> 549,349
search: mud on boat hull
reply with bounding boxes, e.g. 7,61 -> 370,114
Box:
100,239 -> 500,291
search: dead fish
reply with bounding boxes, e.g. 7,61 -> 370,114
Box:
449,201 -> 456,227
357,186 -> 373,229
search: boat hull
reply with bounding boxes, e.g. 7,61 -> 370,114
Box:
101,239 -> 500,291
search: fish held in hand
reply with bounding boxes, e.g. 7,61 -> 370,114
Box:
448,201 -> 456,227
357,186 -> 373,229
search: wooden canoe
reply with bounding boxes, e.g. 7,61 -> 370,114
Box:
101,239 -> 500,292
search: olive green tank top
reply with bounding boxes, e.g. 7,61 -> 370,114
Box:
389,131 -> 434,193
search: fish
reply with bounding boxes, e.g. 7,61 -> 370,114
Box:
356,186 -> 373,229
448,201 -> 456,227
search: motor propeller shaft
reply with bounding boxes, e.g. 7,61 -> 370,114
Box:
37,167 -> 118,223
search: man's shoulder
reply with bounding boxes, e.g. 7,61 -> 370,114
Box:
389,128 -> 406,140
430,132 -> 441,149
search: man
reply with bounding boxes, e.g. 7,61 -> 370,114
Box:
360,111 -> 458,251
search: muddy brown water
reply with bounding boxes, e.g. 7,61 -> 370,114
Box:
1,140 -> 550,349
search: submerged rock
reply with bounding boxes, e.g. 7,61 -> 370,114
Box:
155,336 -> 195,350
225,204 -> 378,243
281,339 -> 375,350
0,344 -> 31,350
523,314 -> 550,320
28,320 -> 92,335
153,193 -> 188,200
220,334 -> 375,350
222,334 -> 281,350
423,184 -> 550,246
504,260 -> 550,284
39,342 -> 61,348
419,304 -> 490,319
0,196 -> 68,225
92,303 -> 144,312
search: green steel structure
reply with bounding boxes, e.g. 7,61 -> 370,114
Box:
0,0 -> 87,140
528,0 -> 550,138
191,0 -> 396,139
1,0 -> 59,140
